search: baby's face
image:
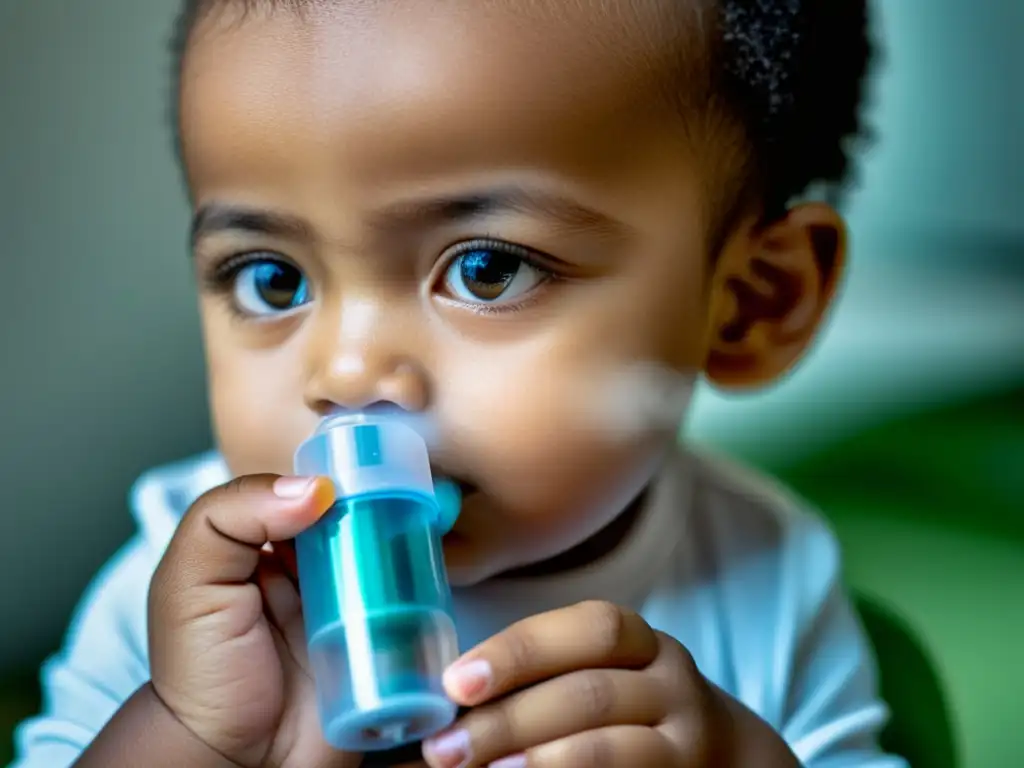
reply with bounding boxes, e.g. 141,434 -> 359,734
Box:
180,2 -> 717,584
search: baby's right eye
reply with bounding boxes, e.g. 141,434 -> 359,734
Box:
230,258 -> 311,317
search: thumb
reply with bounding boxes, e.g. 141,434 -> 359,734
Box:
154,474 -> 335,597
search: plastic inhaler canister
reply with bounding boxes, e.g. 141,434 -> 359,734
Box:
293,412 -> 460,752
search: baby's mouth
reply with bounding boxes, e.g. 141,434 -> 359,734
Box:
451,477 -> 477,499
429,464 -> 476,497
429,466 -> 478,539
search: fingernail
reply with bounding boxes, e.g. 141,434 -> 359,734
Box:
273,476 -> 315,498
423,728 -> 471,768
489,755 -> 527,768
445,658 -> 492,701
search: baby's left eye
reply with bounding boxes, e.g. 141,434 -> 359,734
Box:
233,259 -> 311,316
442,247 -> 547,305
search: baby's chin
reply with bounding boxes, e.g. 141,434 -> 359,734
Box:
438,495 -> 611,588
440,531 -> 497,587
437,492 -> 511,586
439,507 -> 533,587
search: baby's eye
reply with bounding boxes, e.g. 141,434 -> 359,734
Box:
442,247 -> 547,305
233,259 -> 311,316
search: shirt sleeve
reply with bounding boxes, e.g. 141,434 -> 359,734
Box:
8,538 -> 154,768
778,515 -> 908,768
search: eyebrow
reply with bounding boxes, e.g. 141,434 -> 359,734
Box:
190,185 -> 628,248
190,205 -> 313,248
368,186 -> 629,238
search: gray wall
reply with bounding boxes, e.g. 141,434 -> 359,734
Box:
0,1 -> 1020,672
0,1 -> 209,670
846,0 -> 1023,241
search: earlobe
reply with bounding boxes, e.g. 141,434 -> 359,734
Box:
704,203 -> 846,390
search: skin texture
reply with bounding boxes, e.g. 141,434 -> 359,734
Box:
182,1 -> 715,586
77,2 -> 846,767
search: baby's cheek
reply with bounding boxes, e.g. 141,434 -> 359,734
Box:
438,349 -> 668,519
207,365 -> 305,478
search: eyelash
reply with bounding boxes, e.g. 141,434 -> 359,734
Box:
198,252 -> 301,322
199,251 -> 279,293
197,238 -> 561,317
438,237 -> 560,314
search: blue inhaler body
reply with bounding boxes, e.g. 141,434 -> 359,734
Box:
294,412 -> 459,752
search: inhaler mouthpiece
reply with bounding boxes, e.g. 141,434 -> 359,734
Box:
294,411 -> 460,752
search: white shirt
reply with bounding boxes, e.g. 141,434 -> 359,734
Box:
10,447 -> 907,767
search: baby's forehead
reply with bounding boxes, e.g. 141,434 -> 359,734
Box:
185,0 -> 705,94
180,1 -> 710,192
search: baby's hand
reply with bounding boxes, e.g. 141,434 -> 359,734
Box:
421,601 -> 800,768
147,474 -> 358,768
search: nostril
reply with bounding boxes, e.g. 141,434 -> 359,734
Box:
378,359 -> 432,413
308,398 -> 406,419
308,402 -> 442,451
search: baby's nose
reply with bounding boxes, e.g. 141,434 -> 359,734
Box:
306,355 -> 431,416
302,298 -> 432,415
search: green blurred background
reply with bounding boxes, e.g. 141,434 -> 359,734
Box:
0,1 -> 1020,766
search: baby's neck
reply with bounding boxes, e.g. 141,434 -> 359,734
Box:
498,490 -> 648,579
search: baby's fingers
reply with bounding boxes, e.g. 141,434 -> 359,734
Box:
523,725 -> 680,768
423,669 -> 664,768
152,474 -> 334,614
443,600 -> 658,706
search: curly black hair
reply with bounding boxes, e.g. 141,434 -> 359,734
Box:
169,1 -> 873,236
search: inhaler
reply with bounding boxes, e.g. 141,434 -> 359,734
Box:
293,411 -> 460,752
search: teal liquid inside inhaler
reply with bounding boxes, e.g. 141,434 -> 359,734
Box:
294,412 -> 460,752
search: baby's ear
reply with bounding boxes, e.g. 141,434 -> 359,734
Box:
704,203 -> 846,390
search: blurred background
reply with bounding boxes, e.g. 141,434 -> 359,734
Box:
0,1 -> 1020,766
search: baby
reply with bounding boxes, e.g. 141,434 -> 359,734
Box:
12,1 -> 905,767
